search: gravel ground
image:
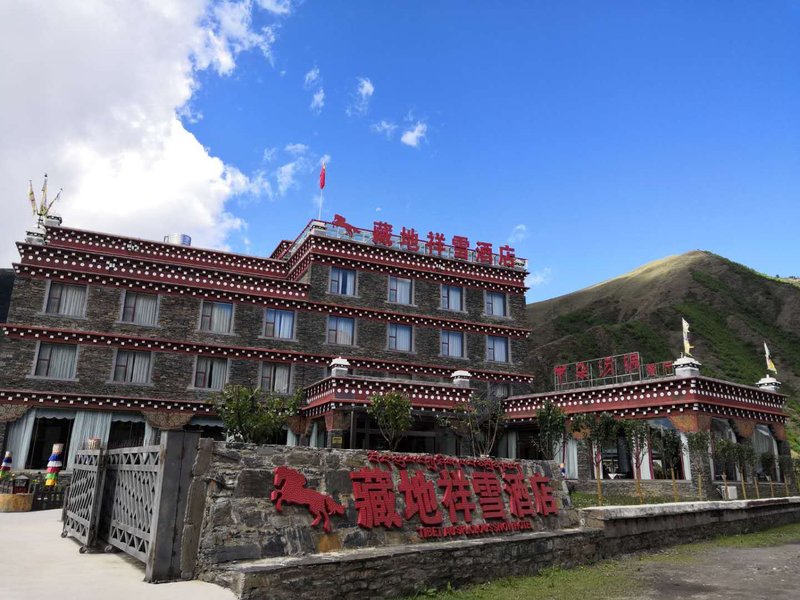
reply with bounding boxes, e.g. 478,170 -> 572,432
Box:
631,542 -> 800,599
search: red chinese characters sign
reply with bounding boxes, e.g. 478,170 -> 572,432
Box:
270,453 -> 559,540
327,214 -> 520,269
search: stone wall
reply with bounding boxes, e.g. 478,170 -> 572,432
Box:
203,497 -> 800,600
187,443 -> 574,573
2,262 -> 530,404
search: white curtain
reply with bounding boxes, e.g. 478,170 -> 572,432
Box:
394,325 -> 412,351
337,318 -> 354,345
116,351 -> 151,383
443,331 -> 463,357
395,278 -> 412,304
489,337 -> 509,362
57,284 -> 87,316
205,302 -> 232,333
486,292 -> 506,316
36,343 -> 77,379
275,310 -> 294,339
442,286 -> 462,310
130,352 -> 151,383
67,410 -> 113,469
272,365 -> 290,394
133,293 -> 158,325
208,358 -> 228,389
4,409 -> 38,470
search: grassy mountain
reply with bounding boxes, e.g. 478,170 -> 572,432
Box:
525,251 -> 800,450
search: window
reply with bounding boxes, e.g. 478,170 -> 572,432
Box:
121,291 -> 158,326
486,336 -> 510,362
327,316 -> 355,345
388,324 -> 413,352
440,331 -> 465,358
388,277 -> 413,304
44,283 -> 87,317
193,357 -> 228,390
261,362 -> 292,394
264,308 -> 295,339
440,285 -> 463,311
199,301 -> 234,334
34,343 -> 77,379
488,382 -> 512,400
329,267 -> 356,296
112,350 -> 152,384
484,292 -> 507,317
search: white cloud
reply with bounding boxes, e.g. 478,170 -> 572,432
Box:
276,161 -> 300,195
526,268 -> 553,287
400,121 -> 427,147
508,224 -> 529,244
0,1 -> 284,265
347,77 -> 374,116
262,146 -> 277,162
310,88 -> 325,113
284,143 -> 308,155
304,66 -> 320,88
371,120 -> 397,139
257,0 -> 292,15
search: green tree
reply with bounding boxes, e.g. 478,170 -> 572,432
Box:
621,419 -> 650,503
735,444 -> 757,499
533,399 -> 567,460
759,452 -> 777,498
572,412 -> 618,505
367,391 -> 413,451
686,431 -> 711,500
659,428 -> 684,502
438,392 -> 505,457
215,384 -> 299,444
778,455 -> 794,496
713,437 -> 738,499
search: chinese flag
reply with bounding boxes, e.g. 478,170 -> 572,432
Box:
319,163 -> 326,190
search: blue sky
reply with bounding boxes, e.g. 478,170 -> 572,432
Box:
3,1 -> 798,301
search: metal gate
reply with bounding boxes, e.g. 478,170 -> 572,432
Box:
61,449 -> 104,550
61,431 -> 198,581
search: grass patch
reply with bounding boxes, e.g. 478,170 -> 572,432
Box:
410,561 -> 640,600
412,522 -> 800,599
569,491 -> 686,509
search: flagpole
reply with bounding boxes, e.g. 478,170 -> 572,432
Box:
318,189 -> 324,221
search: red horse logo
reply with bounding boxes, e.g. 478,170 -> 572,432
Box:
270,466 -> 345,533
332,214 -> 360,237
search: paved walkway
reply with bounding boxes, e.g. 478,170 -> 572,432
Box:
0,509 -> 235,600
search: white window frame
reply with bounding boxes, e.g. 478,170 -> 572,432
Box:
439,330 -> 466,359
486,335 -> 511,363
387,276 -> 414,305
119,290 -> 161,327
259,361 -> 294,394
483,291 -> 508,318
190,356 -> 230,391
109,349 -> 154,385
326,315 -> 357,346
329,267 -> 358,297
29,341 -> 79,381
198,300 -> 236,335
387,323 -> 414,353
262,308 -> 296,340
42,281 -> 88,318
440,284 -> 465,312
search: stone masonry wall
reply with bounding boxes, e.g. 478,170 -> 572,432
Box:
203,497 -> 800,600
3,261 -> 530,403
190,443 -> 574,573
